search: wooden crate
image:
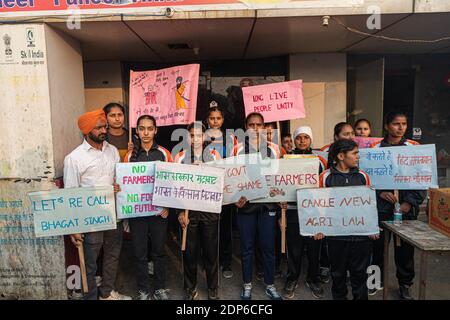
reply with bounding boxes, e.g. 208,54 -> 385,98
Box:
429,188 -> 450,237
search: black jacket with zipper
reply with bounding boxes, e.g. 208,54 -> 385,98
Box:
320,165 -> 371,241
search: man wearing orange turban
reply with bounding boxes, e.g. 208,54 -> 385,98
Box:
78,108 -> 107,136
63,109 -> 130,300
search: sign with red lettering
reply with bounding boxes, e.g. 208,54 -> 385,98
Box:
205,153 -> 269,205
251,157 -> 319,203
359,144 -> 438,190
116,162 -> 162,219
242,80 -> 305,122
153,162 -> 225,213
297,186 -> 379,236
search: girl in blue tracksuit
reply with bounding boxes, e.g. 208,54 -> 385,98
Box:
233,112 -> 283,300
318,139 -> 379,300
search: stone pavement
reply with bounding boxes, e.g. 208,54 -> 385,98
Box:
113,216 -> 450,300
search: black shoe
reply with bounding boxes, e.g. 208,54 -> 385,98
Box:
222,266 -> 233,279
208,288 -> 220,300
283,281 -> 298,299
305,280 -> 324,299
184,288 -> 198,300
399,285 -> 414,300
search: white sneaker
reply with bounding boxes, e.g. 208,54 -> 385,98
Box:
148,261 -> 154,276
99,290 -> 132,300
95,276 -> 102,287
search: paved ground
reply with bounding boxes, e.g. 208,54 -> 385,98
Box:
112,214 -> 450,300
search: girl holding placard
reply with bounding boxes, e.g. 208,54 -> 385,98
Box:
204,102 -> 237,280
318,121 -> 355,282
370,111 -> 425,300
176,121 -> 222,300
283,126 -> 327,300
318,139 -> 379,300
124,115 -> 172,300
232,112 -> 283,301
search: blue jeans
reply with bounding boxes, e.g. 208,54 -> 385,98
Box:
237,207 -> 276,285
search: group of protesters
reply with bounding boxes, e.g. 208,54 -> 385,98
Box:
64,101 -> 424,301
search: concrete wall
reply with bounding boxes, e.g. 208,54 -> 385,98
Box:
289,53 -> 347,148
0,24 -> 54,179
45,25 -> 85,178
0,24 -> 85,179
83,61 -> 124,112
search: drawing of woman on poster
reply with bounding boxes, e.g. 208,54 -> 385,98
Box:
174,76 -> 190,110
144,84 -> 157,105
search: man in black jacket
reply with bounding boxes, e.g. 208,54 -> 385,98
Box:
370,111 -> 426,300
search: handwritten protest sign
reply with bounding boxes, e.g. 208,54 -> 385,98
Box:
129,64 -> 199,127
297,186 -> 379,236
252,158 -> 320,203
29,186 -> 117,237
242,80 -> 305,122
116,162 -> 162,219
359,144 -> 438,190
353,137 -> 383,149
206,154 -> 269,205
153,162 -> 225,213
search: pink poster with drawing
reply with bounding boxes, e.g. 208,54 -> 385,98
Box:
242,80 -> 305,122
353,137 -> 383,149
129,64 -> 199,127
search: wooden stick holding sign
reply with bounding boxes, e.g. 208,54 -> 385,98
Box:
394,190 -> 401,247
277,121 -> 287,254
77,243 -> 88,293
181,210 -> 189,251
281,208 -> 287,254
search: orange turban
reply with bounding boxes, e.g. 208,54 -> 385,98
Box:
77,109 -> 107,135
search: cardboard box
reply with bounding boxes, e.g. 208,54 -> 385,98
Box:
429,188 -> 450,237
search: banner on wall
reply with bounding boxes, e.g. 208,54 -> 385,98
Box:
0,1 -> 365,17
